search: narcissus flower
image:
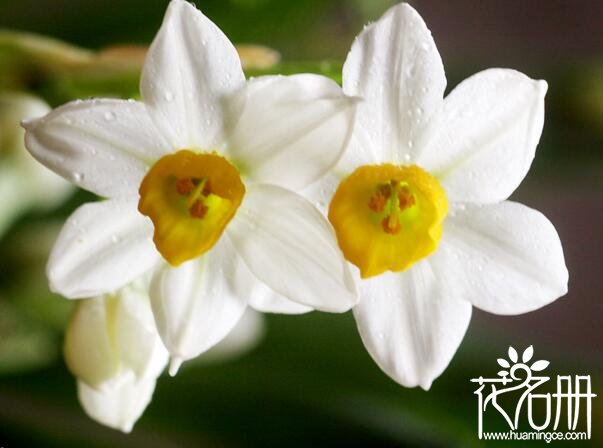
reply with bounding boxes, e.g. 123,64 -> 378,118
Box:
0,92 -> 72,237
306,3 -> 568,389
24,0 -> 357,373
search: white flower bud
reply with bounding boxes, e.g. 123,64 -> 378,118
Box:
64,283 -> 168,432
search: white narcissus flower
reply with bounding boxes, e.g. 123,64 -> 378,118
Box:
24,0 -> 358,374
0,92 -> 72,236
305,3 -> 568,389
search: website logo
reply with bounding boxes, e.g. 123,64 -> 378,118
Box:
471,346 -> 596,443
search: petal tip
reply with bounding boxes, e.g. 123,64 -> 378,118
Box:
119,422 -> 134,434
420,379 -> 433,391
536,79 -> 548,97
168,357 -> 183,376
20,117 -> 37,130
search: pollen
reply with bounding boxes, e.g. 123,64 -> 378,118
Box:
138,150 -> 245,266
368,191 -> 387,213
175,178 -> 196,196
189,200 -> 208,219
328,164 -> 448,278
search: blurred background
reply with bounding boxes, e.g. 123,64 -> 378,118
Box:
0,0 -> 601,446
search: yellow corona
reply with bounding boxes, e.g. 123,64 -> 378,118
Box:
139,150 -> 245,266
328,164 -> 448,278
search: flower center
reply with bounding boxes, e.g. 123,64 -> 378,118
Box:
139,150 -> 245,266
328,164 -> 447,278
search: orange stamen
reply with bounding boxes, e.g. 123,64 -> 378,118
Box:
189,200 -> 208,219
368,192 -> 386,213
398,188 -> 416,210
176,178 -> 195,196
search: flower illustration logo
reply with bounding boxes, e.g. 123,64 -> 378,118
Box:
471,346 -> 595,440
495,346 -> 550,385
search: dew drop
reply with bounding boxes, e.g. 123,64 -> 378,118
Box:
164,91 -> 174,102
104,111 -> 116,121
73,172 -> 84,182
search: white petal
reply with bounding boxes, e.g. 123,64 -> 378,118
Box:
228,74 -> 357,189
77,375 -> 156,433
418,69 -> 547,203
64,296 -> 116,387
342,3 -> 446,166
141,0 -> 245,149
197,308 -> 265,363
249,281 -> 313,315
48,200 -> 160,298
440,201 -> 568,314
354,260 -> 472,390
64,284 -> 168,389
22,99 -> 170,198
227,184 -> 357,313
113,285 -> 169,380
232,251 -> 313,314
149,238 -> 250,372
